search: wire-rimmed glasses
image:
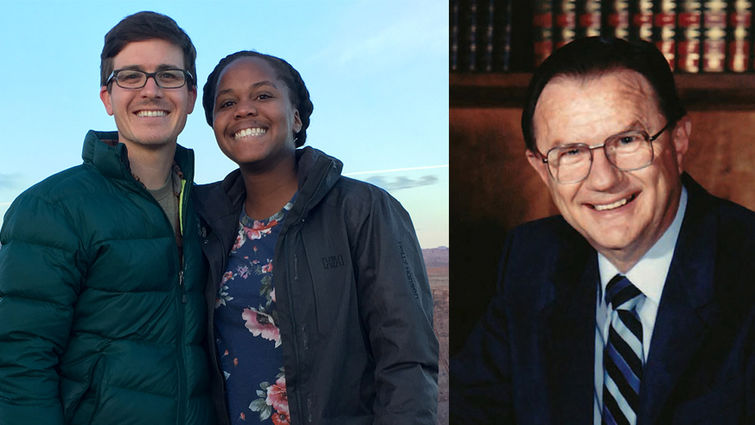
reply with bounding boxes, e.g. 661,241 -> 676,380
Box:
536,122 -> 672,184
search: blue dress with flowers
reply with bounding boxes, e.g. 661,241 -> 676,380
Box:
214,200 -> 294,425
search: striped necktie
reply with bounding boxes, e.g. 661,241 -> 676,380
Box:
602,274 -> 644,425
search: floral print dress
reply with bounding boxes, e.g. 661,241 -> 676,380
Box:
215,200 -> 294,425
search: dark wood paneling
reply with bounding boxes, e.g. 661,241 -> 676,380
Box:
450,107 -> 557,354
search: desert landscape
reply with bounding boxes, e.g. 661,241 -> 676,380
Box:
423,247 -> 449,425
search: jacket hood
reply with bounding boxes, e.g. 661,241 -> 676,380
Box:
290,146 -> 343,222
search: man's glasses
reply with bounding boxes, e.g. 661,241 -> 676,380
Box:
536,122 -> 673,184
106,68 -> 193,89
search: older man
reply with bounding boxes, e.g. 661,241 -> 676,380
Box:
451,37 -> 754,425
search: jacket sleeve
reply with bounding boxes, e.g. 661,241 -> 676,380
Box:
449,233 -> 515,425
350,190 -> 438,425
0,193 -> 82,425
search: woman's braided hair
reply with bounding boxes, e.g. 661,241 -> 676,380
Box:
202,51 -> 313,147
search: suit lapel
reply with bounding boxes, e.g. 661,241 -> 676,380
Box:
637,179 -> 719,425
543,250 -> 598,424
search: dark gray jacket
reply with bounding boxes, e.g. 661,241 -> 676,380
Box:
194,147 -> 438,425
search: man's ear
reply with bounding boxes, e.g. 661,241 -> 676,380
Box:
671,115 -> 691,174
186,86 -> 197,114
100,86 -> 114,116
526,149 -> 551,185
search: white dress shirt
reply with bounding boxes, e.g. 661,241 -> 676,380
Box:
593,186 -> 688,424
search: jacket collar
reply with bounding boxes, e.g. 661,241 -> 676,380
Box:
199,146 -> 343,227
288,146 -> 343,224
81,129 -> 195,186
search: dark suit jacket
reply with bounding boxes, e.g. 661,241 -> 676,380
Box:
450,175 -> 755,425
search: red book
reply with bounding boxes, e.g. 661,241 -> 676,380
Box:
554,0 -> 577,49
631,0 -> 654,42
727,0 -> 752,72
654,0 -> 677,70
701,0 -> 727,72
605,0 -> 631,39
533,0 -> 554,67
577,0 -> 602,38
677,1 -> 702,73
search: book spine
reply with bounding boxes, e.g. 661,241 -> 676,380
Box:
604,0 -> 631,39
554,0 -> 577,49
482,0 -> 495,71
727,0 -> 752,72
467,0 -> 480,71
493,0 -> 513,71
533,0 -> 554,66
451,0 -> 460,72
701,0 -> 727,72
630,0 -> 655,42
654,0 -> 677,70
577,0 -> 602,38
677,0 -> 702,72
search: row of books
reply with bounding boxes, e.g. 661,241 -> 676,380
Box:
451,0 -> 513,72
451,0 -> 755,73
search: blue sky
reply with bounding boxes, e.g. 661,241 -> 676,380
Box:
0,0 -> 448,247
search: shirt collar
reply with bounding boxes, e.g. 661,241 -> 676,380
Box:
598,185 -> 688,305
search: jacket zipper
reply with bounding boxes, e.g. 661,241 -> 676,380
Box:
282,159 -> 332,424
282,229 -> 307,423
176,179 -> 187,424
127,155 -> 191,425
176,268 -> 186,423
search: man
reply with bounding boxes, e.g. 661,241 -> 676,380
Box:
451,37 -> 754,425
0,12 -> 214,425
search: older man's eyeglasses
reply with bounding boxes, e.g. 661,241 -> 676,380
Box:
106,68 -> 193,89
536,122 -> 673,184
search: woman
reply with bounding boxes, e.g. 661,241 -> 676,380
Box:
194,51 -> 438,425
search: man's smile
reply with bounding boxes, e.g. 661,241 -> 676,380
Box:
136,110 -> 168,117
590,193 -> 638,211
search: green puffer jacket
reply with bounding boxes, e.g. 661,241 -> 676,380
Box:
0,130 -> 214,425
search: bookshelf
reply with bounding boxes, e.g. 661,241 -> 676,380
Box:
451,1 -> 755,74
